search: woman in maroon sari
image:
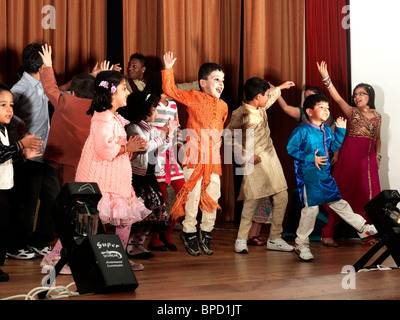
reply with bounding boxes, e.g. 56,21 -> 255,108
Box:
317,61 -> 382,246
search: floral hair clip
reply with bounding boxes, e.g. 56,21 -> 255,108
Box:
110,84 -> 117,94
99,81 -> 117,94
99,81 -> 109,89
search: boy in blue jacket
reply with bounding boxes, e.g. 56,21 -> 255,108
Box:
287,95 -> 377,261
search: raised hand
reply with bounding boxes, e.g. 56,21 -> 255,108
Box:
163,51 -> 177,70
167,116 -> 181,138
317,61 -> 330,79
112,63 -> 122,72
92,60 -> 114,77
161,119 -> 171,137
335,117 -> 347,129
278,81 -> 296,91
40,44 -> 53,68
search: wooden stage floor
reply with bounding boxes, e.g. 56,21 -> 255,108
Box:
1,227 -> 400,304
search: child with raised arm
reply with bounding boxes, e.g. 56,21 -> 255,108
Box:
287,94 -> 377,261
39,44 -> 95,185
227,77 -> 295,254
162,52 -> 228,256
144,72 -> 186,251
75,71 -> 151,271
317,61 -> 382,245
0,83 -> 43,281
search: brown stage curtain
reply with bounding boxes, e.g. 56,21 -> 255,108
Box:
123,0 -> 304,222
0,0 -> 106,86
123,0 -> 242,100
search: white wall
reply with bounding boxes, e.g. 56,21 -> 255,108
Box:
350,0 -> 400,190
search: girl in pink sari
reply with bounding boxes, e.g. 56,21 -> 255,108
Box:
317,61 -> 382,246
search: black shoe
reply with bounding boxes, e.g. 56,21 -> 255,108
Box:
180,232 -> 201,256
0,269 -> 9,282
126,243 -> 155,259
159,233 -> 178,251
198,230 -> 213,255
148,243 -> 168,252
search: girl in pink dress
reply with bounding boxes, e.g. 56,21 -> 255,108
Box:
317,61 -> 382,246
43,71 -> 151,272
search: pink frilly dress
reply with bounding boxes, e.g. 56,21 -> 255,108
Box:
75,110 -> 151,226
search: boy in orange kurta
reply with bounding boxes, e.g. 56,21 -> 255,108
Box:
162,52 -> 228,256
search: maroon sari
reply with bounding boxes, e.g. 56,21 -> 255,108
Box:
322,108 -> 382,238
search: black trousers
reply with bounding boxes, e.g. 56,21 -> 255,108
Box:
8,160 -> 61,251
0,190 -> 12,265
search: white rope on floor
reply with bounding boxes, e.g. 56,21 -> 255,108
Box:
1,282 -> 79,300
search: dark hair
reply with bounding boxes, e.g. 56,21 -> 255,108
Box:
129,53 -> 147,68
198,62 -> 225,90
119,91 -> 160,124
70,74 -> 95,99
352,83 -> 376,109
303,94 -> 330,120
144,71 -> 163,98
87,71 -> 125,116
22,43 -> 43,74
244,77 -> 270,102
305,86 -> 325,96
0,83 -> 11,94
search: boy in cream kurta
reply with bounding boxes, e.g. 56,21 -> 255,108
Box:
227,77 -> 295,254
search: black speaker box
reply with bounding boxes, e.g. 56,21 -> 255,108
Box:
68,234 -> 138,295
49,182 -> 139,295
52,182 -> 103,250
364,190 -> 400,235
354,190 -> 400,271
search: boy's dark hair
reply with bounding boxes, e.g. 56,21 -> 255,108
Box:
303,94 -> 330,120
119,90 -> 160,124
144,72 -> 163,98
244,77 -> 271,102
0,83 -> 11,94
87,71 -> 125,116
129,53 -> 147,67
71,74 -> 95,100
198,62 -> 225,90
352,83 -> 376,109
22,43 -> 43,74
305,86 -> 325,96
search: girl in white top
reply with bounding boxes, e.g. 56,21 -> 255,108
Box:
120,91 -> 176,258
144,72 -> 186,251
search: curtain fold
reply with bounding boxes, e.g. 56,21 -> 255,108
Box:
305,0 -> 351,118
0,0 -> 107,86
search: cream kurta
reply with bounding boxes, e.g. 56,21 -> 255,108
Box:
227,87 -> 287,201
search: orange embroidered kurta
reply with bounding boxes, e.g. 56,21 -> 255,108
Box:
162,69 -> 228,219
